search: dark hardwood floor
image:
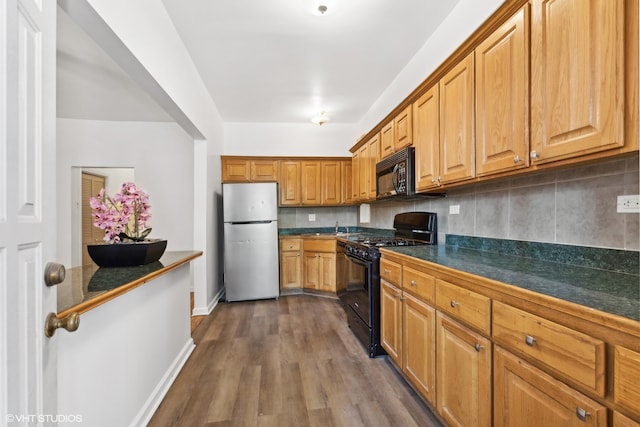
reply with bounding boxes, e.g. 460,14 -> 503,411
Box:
149,294 -> 444,427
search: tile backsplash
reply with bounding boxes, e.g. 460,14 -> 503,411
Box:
365,154 -> 639,251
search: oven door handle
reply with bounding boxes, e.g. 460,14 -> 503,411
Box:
391,164 -> 400,193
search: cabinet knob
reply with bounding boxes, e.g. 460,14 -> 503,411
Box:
437,176 -> 442,183
384,269 -> 390,274
525,335 -> 536,346
530,150 -> 539,159
450,300 -> 458,308
575,407 -> 590,422
513,155 -> 521,163
410,280 -> 417,286
474,343 -> 482,352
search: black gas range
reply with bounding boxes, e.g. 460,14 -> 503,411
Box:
338,212 -> 437,357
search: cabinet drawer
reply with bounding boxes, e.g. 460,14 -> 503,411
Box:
492,301 -> 605,396
435,279 -> 491,335
303,239 -> 336,252
614,346 -> 640,417
380,258 -> 402,286
402,266 -> 435,305
280,238 -> 301,251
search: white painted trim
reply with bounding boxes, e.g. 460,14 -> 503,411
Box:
129,338 -> 195,427
192,286 -> 224,316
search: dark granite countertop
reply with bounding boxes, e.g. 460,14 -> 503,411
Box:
57,250 -> 202,317
384,244 -> 640,322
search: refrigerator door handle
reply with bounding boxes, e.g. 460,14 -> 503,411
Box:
229,220 -> 274,225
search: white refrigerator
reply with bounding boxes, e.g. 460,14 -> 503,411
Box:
223,182 -> 280,302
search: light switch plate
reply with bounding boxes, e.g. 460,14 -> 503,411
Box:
449,205 -> 460,215
308,213 -> 316,222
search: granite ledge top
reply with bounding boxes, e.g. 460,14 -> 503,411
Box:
56,250 -> 202,318
383,244 -> 639,322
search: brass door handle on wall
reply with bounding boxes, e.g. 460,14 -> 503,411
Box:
44,312 -> 79,337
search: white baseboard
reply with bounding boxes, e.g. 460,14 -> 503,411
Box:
192,286 -> 225,316
130,338 -> 196,427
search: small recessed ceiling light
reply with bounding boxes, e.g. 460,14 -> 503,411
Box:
311,111 -> 330,126
317,5 -> 328,14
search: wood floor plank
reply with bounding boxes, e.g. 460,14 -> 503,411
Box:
150,295 -> 444,427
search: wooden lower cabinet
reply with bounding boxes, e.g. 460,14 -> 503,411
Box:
303,251 -> 336,292
494,346 -> 607,427
380,280 -> 403,365
436,312 -> 492,427
403,292 -> 436,405
279,238 -> 302,291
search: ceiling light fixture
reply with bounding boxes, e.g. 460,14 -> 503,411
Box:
311,111 -> 330,126
317,5 -> 328,15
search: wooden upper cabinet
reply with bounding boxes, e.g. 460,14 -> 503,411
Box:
341,160 -> 355,205
380,121 -> 395,159
221,158 -> 251,182
440,52 -> 476,185
414,85 -> 441,191
358,143 -> 370,201
251,160 -> 279,181
222,157 -> 278,182
475,6 -> 529,176
279,161 -> 301,205
321,161 -> 341,205
530,0 -> 625,164
301,161 -> 322,205
394,105 -> 413,151
380,105 -> 413,160
367,134 -> 379,200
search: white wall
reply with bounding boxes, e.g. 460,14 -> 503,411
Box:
57,119 -> 195,267
356,0 -> 505,135
223,122 -> 355,157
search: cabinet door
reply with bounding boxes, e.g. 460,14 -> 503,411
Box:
301,161 -> 322,205
494,346 -> 607,427
381,280 -> 403,366
221,158 -> 251,182
279,161 -> 301,205
341,160 -> 355,205
251,160 -> 279,181
530,0 -> 624,163
280,251 -> 302,290
367,134 -> 380,199
380,121 -> 395,159
303,252 -> 320,290
403,293 -> 436,405
440,52 -> 476,184
395,105 -> 413,151
414,85 -> 441,191
351,152 -> 360,202
475,6 -> 529,176
318,252 -> 336,293
437,312 -> 491,427
321,161 -> 341,205
358,143 -> 370,200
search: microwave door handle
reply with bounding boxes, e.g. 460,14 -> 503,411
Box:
391,164 -> 400,193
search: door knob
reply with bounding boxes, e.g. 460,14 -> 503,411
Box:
44,262 -> 66,287
44,312 -> 79,337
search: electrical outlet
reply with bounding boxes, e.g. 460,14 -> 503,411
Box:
308,213 -> 316,222
449,205 -> 460,215
617,195 -> 640,213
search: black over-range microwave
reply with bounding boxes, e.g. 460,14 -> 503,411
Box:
375,147 -> 416,199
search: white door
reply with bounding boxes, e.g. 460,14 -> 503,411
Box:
1,0 -> 58,424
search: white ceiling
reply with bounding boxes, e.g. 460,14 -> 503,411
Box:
57,0 -> 461,125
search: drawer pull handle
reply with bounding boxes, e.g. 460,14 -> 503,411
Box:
575,407 -> 590,422
474,343 -> 482,352
450,300 -> 458,308
410,280 -> 417,286
525,335 -> 536,346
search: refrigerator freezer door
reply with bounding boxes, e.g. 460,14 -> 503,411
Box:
224,221 -> 280,302
223,182 -> 278,222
